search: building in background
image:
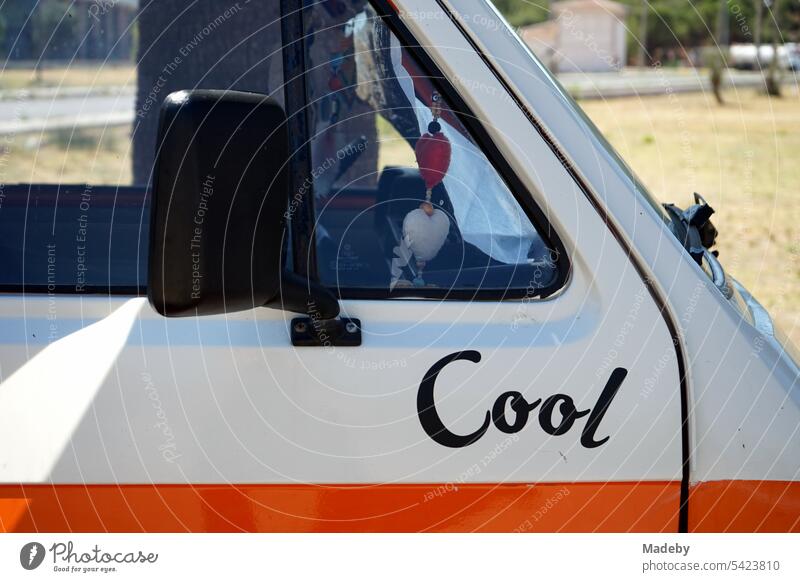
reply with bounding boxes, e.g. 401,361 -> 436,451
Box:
520,0 -> 628,73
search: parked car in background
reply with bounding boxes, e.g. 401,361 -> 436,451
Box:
729,43 -> 798,70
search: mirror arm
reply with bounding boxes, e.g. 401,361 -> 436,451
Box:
268,271 -> 340,320
268,272 -> 361,347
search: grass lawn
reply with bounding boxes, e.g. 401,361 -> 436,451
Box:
0,126 -> 132,184
579,87 -> 800,347
0,65 -> 136,90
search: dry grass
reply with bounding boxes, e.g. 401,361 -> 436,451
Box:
0,65 -> 136,90
580,87 -> 800,347
377,115 -> 416,169
0,126 -> 132,184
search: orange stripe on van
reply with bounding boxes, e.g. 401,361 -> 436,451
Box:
688,481 -> 800,532
0,482 -> 679,532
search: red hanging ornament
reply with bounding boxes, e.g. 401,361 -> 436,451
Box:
414,92 -> 451,216
415,122 -> 451,192
328,75 -> 343,92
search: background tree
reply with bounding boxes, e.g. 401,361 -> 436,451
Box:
132,1 -> 284,184
491,0 -> 549,27
0,1 -> 35,60
636,0 -> 650,66
754,0 -> 764,67
0,12 -> 6,57
29,1 -> 74,81
765,0 -> 782,96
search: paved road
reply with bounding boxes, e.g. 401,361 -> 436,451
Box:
0,88 -> 135,135
560,69 -> 798,99
0,70 -> 795,135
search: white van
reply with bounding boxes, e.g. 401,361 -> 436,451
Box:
0,0 -> 797,533
729,43 -> 797,70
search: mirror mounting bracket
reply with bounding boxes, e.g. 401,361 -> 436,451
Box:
290,317 -> 362,347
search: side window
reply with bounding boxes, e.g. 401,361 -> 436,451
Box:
302,3 -> 560,298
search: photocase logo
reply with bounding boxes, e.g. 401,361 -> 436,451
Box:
19,542 -> 46,570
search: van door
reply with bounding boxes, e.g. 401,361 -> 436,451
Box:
0,0 -> 685,532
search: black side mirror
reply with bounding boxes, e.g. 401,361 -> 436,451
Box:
148,90 -> 339,322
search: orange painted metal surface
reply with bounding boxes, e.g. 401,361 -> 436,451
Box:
689,481 -> 800,532
0,482 -> 679,533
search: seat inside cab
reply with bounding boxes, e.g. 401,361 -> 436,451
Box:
315,164 -> 555,295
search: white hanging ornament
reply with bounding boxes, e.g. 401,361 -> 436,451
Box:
402,199 -> 450,286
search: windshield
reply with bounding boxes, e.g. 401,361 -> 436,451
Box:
450,0 -> 672,225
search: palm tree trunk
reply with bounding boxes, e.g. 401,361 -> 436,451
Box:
637,0 -> 649,67
754,0 -> 763,68
132,1 -> 283,185
765,0 -> 782,96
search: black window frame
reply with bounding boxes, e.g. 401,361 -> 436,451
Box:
285,0 -> 570,302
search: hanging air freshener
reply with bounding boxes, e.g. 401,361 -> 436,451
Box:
397,92 -> 453,287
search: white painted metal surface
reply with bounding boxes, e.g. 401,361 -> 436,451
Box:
434,0 -> 800,483
0,0 -> 796,494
